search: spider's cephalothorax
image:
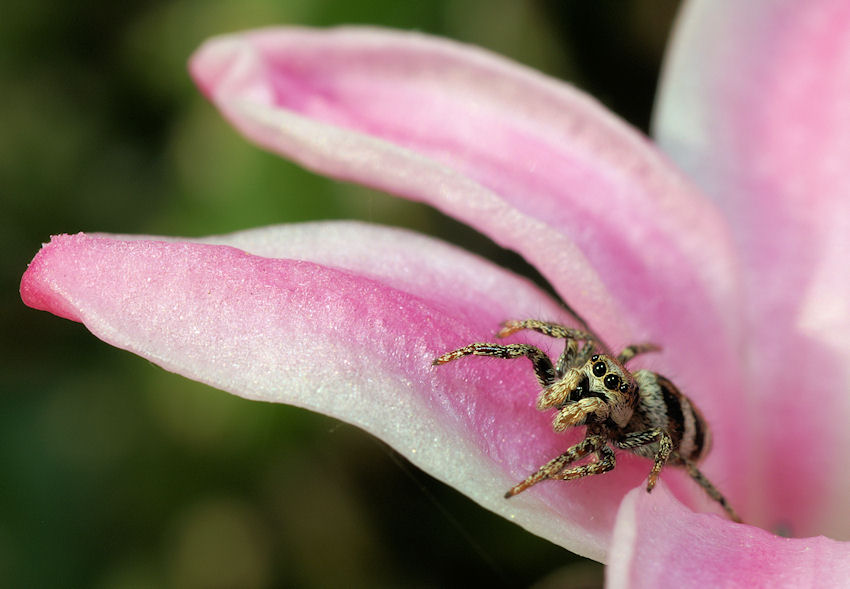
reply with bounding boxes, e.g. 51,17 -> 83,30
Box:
433,319 -> 740,522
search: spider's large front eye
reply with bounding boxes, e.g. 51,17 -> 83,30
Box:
604,374 -> 621,391
592,361 -> 606,377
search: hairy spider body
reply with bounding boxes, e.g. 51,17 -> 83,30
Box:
628,371 -> 709,464
433,319 -> 740,522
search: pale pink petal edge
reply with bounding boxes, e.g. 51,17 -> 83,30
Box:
607,483 -> 850,588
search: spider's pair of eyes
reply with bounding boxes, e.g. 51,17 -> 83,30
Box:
591,360 -> 623,392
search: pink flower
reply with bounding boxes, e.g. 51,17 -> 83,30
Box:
20,1 -> 850,585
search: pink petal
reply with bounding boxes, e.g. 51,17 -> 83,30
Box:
189,28 -> 749,511
188,27 -> 736,357
111,220 -> 558,314
25,223 -> 668,561
607,483 -> 850,588
190,26 -> 635,331
655,0 -> 850,536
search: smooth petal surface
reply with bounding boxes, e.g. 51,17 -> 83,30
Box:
606,484 -> 850,589
656,0 -> 850,536
189,28 -> 749,511
24,222 -> 681,561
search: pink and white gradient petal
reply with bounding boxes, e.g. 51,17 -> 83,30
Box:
22,223 -> 645,561
606,483 -> 850,589
655,0 -> 850,537
189,27 -> 749,510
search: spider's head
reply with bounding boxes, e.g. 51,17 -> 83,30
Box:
539,353 -> 638,431
581,354 -> 636,407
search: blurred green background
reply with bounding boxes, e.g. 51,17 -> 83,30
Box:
2,1 -> 680,587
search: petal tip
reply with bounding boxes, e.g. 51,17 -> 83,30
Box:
21,232 -> 88,322
188,33 -> 264,99
188,34 -> 246,98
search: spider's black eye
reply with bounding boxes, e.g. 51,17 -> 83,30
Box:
619,383 -> 630,393
592,361 -> 607,377
591,354 -> 599,362
604,374 -> 621,391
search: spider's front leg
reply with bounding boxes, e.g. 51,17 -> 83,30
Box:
615,428 -> 672,491
496,319 -> 596,373
433,342 -> 557,387
496,319 -> 594,341
505,434 -> 612,498
616,343 -> 662,364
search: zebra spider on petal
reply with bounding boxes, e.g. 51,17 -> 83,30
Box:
433,319 -> 741,522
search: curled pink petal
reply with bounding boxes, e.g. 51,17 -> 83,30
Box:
607,483 -> 850,588
189,27 -> 620,332
189,26 -> 739,349
656,0 -> 850,536
24,224 -> 694,561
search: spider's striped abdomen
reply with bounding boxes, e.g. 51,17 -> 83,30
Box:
628,370 -> 711,463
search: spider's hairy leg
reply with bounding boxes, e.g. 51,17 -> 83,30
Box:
497,320 -> 597,375
617,343 -> 662,364
681,457 -> 742,523
433,343 -> 557,387
549,445 -> 615,482
496,319 -> 594,342
615,428 -> 672,491
505,434 -> 608,498
557,339 -> 595,375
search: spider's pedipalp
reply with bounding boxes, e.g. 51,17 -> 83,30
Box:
551,397 -> 609,431
535,368 -> 582,410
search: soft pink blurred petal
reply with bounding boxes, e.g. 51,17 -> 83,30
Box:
655,0 -> 850,536
607,483 -> 850,589
24,223 -> 673,561
188,27 -> 738,342
189,28 -> 749,509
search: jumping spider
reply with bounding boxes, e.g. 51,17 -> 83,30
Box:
433,319 -> 740,522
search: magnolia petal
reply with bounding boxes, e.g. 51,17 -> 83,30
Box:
189,27 -> 740,364
107,220 -> 561,318
188,26 -> 627,331
25,223 -> 683,561
655,0 -> 850,536
607,483 -> 850,589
